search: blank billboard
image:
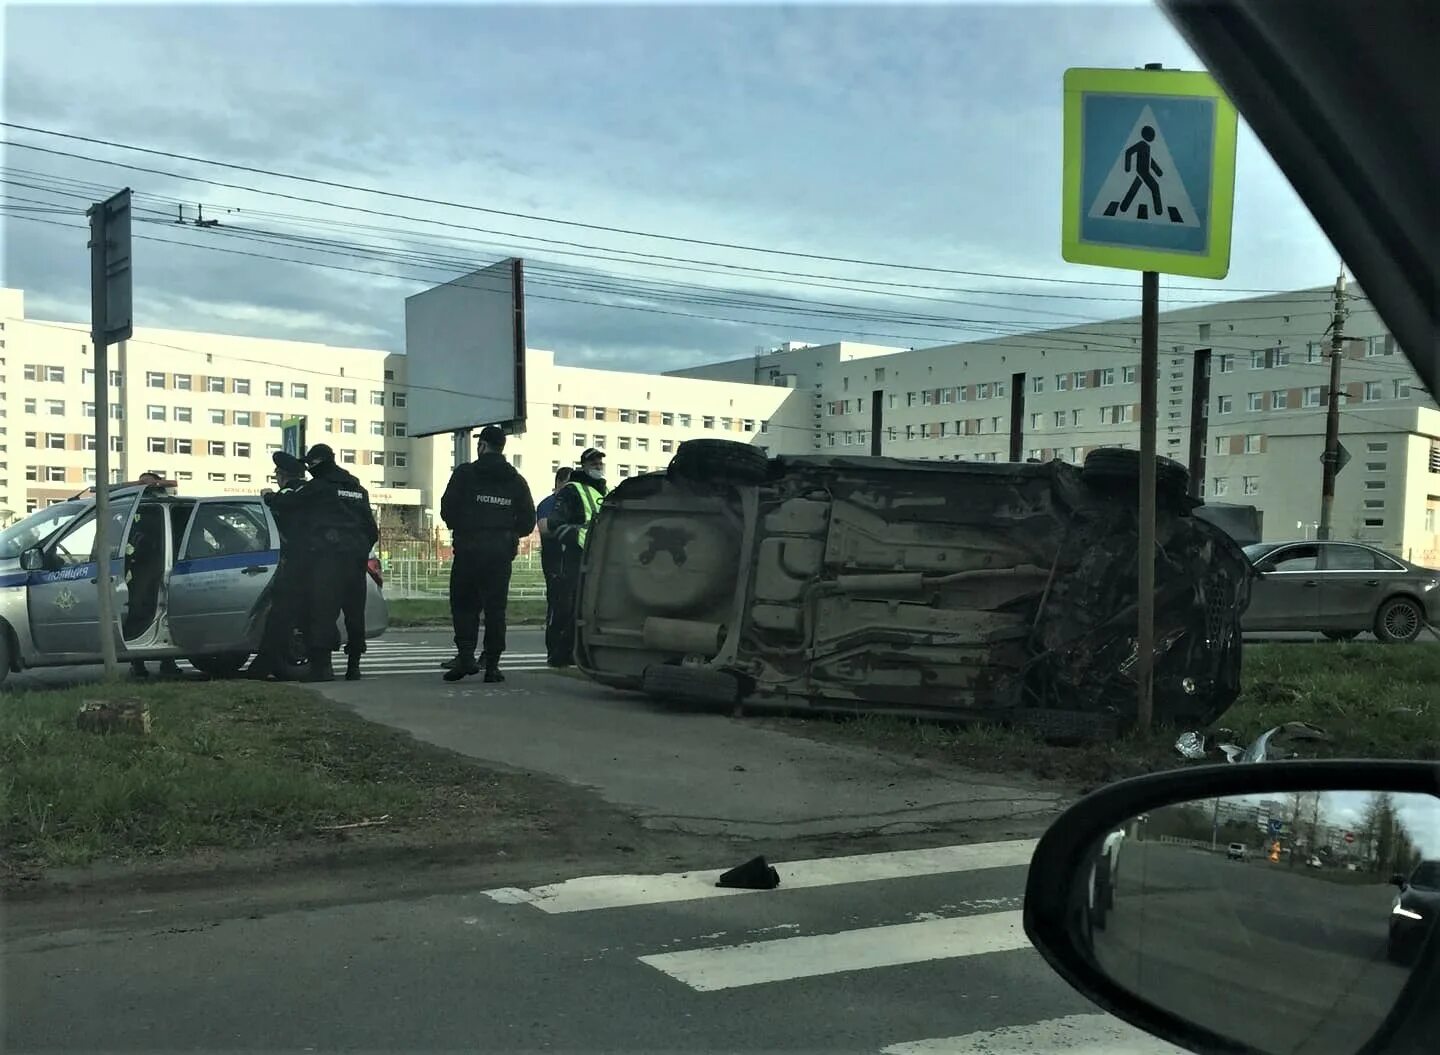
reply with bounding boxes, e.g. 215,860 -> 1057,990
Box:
404,258 -> 526,438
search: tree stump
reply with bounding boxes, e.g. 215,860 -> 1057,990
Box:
75,698 -> 152,735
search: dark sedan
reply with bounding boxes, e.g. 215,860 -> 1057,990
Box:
1389,860 -> 1440,963
1241,541 -> 1439,643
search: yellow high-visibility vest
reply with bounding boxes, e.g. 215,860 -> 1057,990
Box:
570,480 -> 605,548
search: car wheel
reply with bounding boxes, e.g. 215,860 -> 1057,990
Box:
1081,447 -> 1191,499
1322,630 -> 1361,642
186,652 -> 250,678
1374,597 -> 1424,644
641,663 -> 741,708
667,439 -> 769,485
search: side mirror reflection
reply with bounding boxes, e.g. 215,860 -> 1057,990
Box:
1059,789 -> 1437,1055
19,548 -> 44,571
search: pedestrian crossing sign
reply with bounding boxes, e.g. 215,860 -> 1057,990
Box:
1061,67 -> 1238,279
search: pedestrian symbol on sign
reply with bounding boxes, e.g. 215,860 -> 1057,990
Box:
1088,106 -> 1200,227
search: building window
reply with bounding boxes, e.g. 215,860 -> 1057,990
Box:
370,390 -> 385,406
23,364 -> 36,381
1271,389 -> 1289,409
1073,371 -> 1088,390
593,407 -> 605,420
147,405 -> 165,421
637,411 -> 651,425
393,422 -> 407,437
45,432 -> 64,450
1243,476 -> 1260,495
146,371 -> 166,388
369,451 -> 385,466
1365,479 -> 1386,490
147,437 -> 166,454
1306,341 -> 1323,364
1250,350 -> 1266,369
661,439 -> 675,453
45,365 -> 64,383
619,409 -> 633,423
368,420 -> 384,436
995,380 -> 1008,398
1219,355 -> 1234,373
384,368 -> 395,382
1394,379 -> 1413,399
1365,499 -> 1385,510
236,411 -> 254,427
1303,386 -> 1322,408
678,414 -> 691,427
1247,392 -> 1263,412
1244,434 -> 1263,454
234,379 -> 251,396
23,398 -> 35,414
45,466 -> 66,482
573,433 -> 586,447
208,441 -> 225,456
721,417 -> 733,430
1030,413 -> 1042,429
340,449 -> 357,465
661,412 -> 675,426
1212,477 -> 1229,497
703,416 -> 715,429
209,472 -> 226,483
1217,395 -> 1233,414
391,451 -> 408,468
175,439 -> 192,455
23,431 -> 36,447
174,374 -> 193,391
175,407 -> 193,424
1364,381 -> 1383,401
1364,518 -> 1385,528
1123,365 -> 1137,383
1055,374 -> 1070,391
292,383 -> 308,399
940,389 -> 953,405
267,381 -> 284,397
340,419 -> 357,435
45,399 -> 64,416
1032,376 -> 1045,394
339,388 -> 356,404
82,434 -> 96,451
1054,411 -> 1066,428
207,376 -> 225,393
110,403 -> 124,420
1100,368 -> 1115,387
1365,335 -> 1391,357
1365,461 -> 1386,472
552,404 -> 563,418
1367,442 -> 1389,454
233,442 -> 252,458
618,436 -> 632,451
573,406 -> 587,421
209,409 -> 225,425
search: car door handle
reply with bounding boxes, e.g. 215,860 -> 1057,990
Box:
1303,581 -> 1320,588
1365,579 -> 1380,586
241,565 -> 268,576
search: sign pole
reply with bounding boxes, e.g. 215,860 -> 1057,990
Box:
1137,270 -> 1158,731
86,189 -> 133,680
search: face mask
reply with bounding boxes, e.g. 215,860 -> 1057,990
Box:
585,467 -> 604,480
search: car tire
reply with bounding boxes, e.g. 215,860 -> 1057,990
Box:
1374,596 -> 1425,644
668,439 -> 769,485
1322,630 -> 1360,642
641,663 -> 740,708
1081,447 -> 1190,498
186,652 -> 250,678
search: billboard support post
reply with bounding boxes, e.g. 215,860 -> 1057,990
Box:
87,188 -> 133,680
453,429 -> 471,469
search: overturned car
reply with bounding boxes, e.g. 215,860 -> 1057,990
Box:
575,440 -> 1252,735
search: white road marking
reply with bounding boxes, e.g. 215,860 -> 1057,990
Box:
484,839 -> 1036,914
639,909 -> 1028,991
880,1014 -> 1187,1054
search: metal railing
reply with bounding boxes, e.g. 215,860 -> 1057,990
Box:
382,554 -> 547,600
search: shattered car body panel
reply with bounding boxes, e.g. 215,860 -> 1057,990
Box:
575,453 -> 1252,731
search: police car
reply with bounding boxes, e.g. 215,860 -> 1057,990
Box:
0,479 -> 387,683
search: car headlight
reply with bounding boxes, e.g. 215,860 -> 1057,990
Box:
1392,904 -> 1424,921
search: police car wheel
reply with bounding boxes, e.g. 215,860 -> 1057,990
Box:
668,439 -> 769,485
641,663 -> 741,708
1081,447 -> 1190,498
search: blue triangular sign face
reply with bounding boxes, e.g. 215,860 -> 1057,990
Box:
1087,106 -> 1201,227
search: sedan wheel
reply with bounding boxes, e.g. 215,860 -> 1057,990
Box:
1374,597 -> 1424,644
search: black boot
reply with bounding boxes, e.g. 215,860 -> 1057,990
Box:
306,651 -> 335,682
443,651 -> 479,682
244,655 -> 277,681
483,657 -> 504,683
345,653 -> 362,681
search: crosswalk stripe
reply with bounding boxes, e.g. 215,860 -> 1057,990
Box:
485,839 -> 1036,914
639,909 -> 1027,991
880,1014 -> 1186,1054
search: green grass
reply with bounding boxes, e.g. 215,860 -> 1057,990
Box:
387,597 -> 546,627
775,643 -> 1440,791
0,680 -> 501,869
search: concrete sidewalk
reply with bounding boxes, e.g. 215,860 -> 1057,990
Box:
315,667 -> 1063,843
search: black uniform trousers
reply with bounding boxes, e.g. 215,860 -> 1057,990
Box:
307,548 -> 368,655
257,554 -> 309,665
449,549 -> 514,662
341,560 -> 368,657
549,548 -> 583,666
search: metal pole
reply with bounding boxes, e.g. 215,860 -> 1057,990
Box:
1318,270 -> 1346,540
870,389 -> 883,456
116,340 -> 130,482
88,213 -> 119,678
1009,371 -> 1026,462
1187,348 -> 1211,500
1137,270 -> 1159,731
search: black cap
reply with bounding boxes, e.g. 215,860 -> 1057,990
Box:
477,425 -> 506,451
579,447 -> 605,466
272,451 -> 306,475
304,443 -> 335,467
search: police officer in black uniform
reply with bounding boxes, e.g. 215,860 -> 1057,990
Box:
441,425 -> 536,683
283,443 -> 379,681
547,447 -> 608,667
250,451 -> 311,680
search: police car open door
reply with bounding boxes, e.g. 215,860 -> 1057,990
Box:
27,492 -> 140,657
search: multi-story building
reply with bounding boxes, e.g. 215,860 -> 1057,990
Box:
674,288 -> 1440,564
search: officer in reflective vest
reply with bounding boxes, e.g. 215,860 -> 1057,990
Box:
547,447 -> 608,667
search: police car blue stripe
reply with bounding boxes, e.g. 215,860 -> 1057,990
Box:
172,550 -> 280,577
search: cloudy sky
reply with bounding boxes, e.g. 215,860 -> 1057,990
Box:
2,2 -> 1339,372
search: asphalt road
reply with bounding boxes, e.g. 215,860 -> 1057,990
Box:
1094,841 -> 1410,1055
4,844 -> 1188,1053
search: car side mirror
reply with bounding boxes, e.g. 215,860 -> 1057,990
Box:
20,548 -> 44,571
1024,761 -> 1440,1055
1392,873 -> 1408,888
1254,562 -> 1274,575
